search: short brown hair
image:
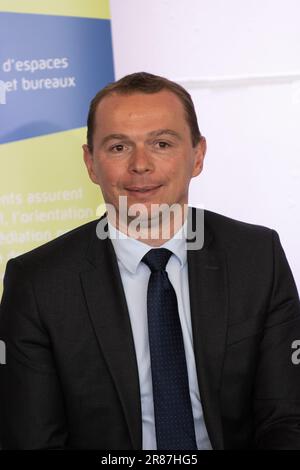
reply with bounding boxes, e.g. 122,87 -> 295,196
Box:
86,72 -> 202,150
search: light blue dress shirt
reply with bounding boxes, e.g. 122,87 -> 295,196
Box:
108,218 -> 212,450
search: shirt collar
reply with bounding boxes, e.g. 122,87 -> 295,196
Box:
108,218 -> 188,274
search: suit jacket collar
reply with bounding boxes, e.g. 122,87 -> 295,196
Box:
80,207 -> 228,449
187,222 -> 228,449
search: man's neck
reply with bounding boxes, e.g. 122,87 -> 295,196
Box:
107,206 -> 188,247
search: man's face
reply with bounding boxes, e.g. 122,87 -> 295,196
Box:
83,90 -> 206,223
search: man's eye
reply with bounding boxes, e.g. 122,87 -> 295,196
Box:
111,144 -> 125,152
155,141 -> 170,149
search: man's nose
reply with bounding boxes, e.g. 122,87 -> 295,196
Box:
128,145 -> 154,173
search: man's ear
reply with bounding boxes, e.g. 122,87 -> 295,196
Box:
192,137 -> 206,178
82,144 -> 98,184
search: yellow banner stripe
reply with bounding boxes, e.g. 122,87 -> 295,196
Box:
0,126 -> 104,300
0,0 -> 110,19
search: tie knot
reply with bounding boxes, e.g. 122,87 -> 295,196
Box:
141,248 -> 173,272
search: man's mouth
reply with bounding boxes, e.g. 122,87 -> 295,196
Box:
125,185 -> 162,194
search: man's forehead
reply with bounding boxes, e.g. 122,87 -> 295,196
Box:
92,89 -> 193,145
96,89 -> 185,115
94,94 -> 189,140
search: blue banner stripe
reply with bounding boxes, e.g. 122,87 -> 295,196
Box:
0,12 -> 115,144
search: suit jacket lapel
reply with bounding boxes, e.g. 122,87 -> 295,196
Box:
80,209 -> 228,450
80,216 -> 142,450
187,211 -> 228,449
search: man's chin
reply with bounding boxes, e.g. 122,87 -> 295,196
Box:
126,208 -> 160,226
105,197 -> 187,229
127,203 -> 170,222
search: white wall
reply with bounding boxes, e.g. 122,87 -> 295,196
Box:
110,0 -> 300,289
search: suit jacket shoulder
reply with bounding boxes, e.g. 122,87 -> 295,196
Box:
204,208 -> 274,246
7,218 -> 100,275
7,208 -> 277,276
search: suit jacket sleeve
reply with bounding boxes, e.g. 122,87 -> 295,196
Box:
253,230 -> 300,449
0,257 -> 68,449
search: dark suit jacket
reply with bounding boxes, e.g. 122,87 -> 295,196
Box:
0,208 -> 300,450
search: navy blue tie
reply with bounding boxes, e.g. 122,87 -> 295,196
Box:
141,248 -> 197,450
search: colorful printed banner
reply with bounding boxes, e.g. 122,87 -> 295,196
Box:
0,1 -> 114,295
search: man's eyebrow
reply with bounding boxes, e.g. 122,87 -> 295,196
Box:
100,134 -> 130,146
100,129 -> 181,146
147,129 -> 182,139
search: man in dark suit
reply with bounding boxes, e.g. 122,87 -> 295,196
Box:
0,72 -> 300,450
